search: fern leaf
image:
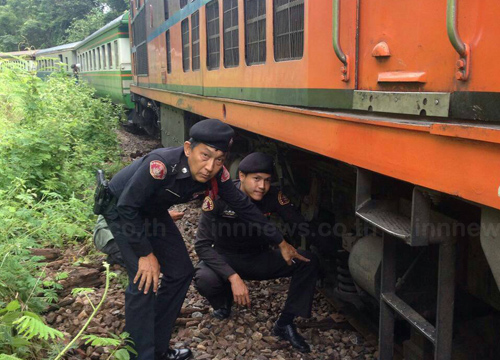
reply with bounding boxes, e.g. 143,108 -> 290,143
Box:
0,354 -> 24,360
71,287 -> 95,296
13,314 -> 65,341
81,334 -> 121,347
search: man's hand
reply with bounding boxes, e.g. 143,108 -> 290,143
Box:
134,253 -> 160,294
228,273 -> 250,307
278,240 -> 310,266
169,210 -> 185,222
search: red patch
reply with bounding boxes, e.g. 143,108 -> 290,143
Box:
150,160 -> 167,180
278,191 -> 290,206
221,166 -> 230,182
202,196 -> 214,212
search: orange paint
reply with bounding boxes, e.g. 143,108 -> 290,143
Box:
132,85 -> 500,210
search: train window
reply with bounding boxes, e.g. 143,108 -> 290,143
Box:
180,0 -> 188,8
273,0 -> 304,61
206,0 -> 220,70
108,43 -> 113,68
191,11 -> 200,71
97,47 -> 101,69
59,55 -> 63,63
114,41 -> 119,69
102,45 -> 106,69
181,19 -> 190,72
133,8 -> 149,75
166,30 -> 172,73
93,49 -> 96,71
244,0 -> 266,65
65,57 -> 68,65
223,0 -> 239,67
164,0 -> 169,20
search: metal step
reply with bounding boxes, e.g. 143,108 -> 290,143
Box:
381,292 -> 436,344
356,200 -> 411,241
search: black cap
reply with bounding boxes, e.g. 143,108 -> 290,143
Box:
189,119 -> 235,152
238,152 -> 274,174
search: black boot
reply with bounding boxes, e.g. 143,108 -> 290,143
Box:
156,348 -> 192,360
273,322 -> 311,353
212,296 -> 233,320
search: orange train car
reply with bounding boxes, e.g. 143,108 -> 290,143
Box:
128,1 -> 500,358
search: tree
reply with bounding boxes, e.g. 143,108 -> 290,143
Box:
0,0 -> 129,52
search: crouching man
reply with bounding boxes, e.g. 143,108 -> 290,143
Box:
194,152 -> 319,353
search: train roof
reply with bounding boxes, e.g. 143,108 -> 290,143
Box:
77,12 -> 129,49
36,42 -> 81,56
0,50 -> 36,59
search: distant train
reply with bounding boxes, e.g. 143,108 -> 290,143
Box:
0,13 -> 133,109
2,1 -> 500,359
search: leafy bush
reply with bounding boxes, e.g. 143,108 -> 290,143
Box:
0,62 -> 123,358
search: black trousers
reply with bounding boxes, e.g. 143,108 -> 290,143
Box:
104,212 -> 194,360
194,249 -> 319,318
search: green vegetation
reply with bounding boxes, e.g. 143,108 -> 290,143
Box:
0,0 -> 128,51
0,61 -> 123,358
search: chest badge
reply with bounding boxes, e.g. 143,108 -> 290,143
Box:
182,167 -> 188,174
202,196 -> 215,212
278,191 -> 290,206
221,166 -> 230,182
150,160 -> 167,180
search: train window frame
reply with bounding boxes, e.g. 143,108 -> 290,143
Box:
223,0 -> 239,68
273,0 -> 304,62
191,11 -> 200,71
206,0 -> 220,70
97,47 -> 102,70
244,0 -> 266,65
114,41 -> 119,70
166,30 -> 172,73
102,45 -> 107,69
181,18 -> 190,72
164,0 -> 169,20
107,43 -> 113,69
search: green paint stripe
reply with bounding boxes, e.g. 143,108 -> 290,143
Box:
143,83 -> 353,109
81,70 -> 132,76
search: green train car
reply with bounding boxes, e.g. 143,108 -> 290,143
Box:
35,42 -> 79,78
75,13 -> 133,109
0,50 -> 37,71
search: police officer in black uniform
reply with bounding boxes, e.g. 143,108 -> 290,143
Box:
194,152 -> 319,353
102,120 -> 307,360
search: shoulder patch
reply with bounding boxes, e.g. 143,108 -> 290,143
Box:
278,191 -> 290,206
202,196 -> 215,212
150,160 -> 167,180
221,166 -> 230,182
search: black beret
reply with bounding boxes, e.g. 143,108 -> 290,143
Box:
189,119 -> 235,152
238,152 -> 274,174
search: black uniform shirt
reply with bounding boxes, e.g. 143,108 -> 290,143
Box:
108,147 -> 283,256
195,180 -> 305,279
